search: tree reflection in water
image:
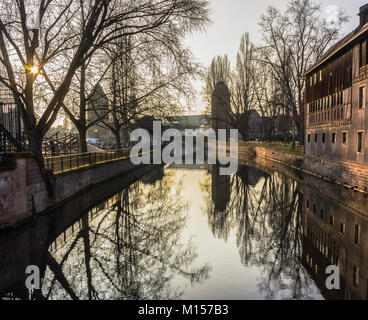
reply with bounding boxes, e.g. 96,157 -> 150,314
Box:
202,164 -> 319,300
43,170 -> 210,300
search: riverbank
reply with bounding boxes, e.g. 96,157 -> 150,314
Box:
0,152 -> 158,231
238,142 -> 368,195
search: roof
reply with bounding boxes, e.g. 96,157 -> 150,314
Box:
164,115 -> 211,129
305,23 -> 368,75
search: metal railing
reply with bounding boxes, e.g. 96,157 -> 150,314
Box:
258,142 -> 305,155
243,141 -> 305,156
0,102 -> 25,153
44,148 -> 132,174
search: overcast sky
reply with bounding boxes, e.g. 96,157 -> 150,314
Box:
187,0 -> 368,113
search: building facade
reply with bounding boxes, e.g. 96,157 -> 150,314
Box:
304,5 -> 368,191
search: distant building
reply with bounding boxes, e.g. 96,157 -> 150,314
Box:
163,115 -> 211,133
240,110 -> 292,141
244,110 -> 264,140
87,85 -> 112,143
211,82 -> 232,140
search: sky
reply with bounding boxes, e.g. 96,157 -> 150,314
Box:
186,0 -> 368,113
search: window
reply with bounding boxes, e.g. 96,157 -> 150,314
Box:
355,224 -> 360,245
358,131 -> 364,153
322,133 -> 326,143
310,77 -> 313,86
353,266 -> 359,287
306,200 -> 310,209
340,223 -> 346,235
313,204 -> 316,214
359,86 -> 366,109
320,209 -> 324,220
332,133 -> 336,144
315,134 -> 318,143
314,73 -> 317,85
330,216 -> 334,226
308,134 -> 311,143
319,70 -> 322,82
342,132 -> 348,144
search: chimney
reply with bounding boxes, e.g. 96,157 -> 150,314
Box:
358,4 -> 368,27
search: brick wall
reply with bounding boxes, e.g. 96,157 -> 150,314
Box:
304,155 -> 368,193
0,155 -> 154,230
25,158 -> 44,186
239,144 -> 303,168
0,158 -> 29,228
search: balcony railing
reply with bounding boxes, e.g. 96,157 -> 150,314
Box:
307,104 -> 351,127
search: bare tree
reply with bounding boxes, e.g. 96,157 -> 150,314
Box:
204,35 -> 259,140
259,0 -> 348,143
231,33 -> 257,140
203,54 -> 231,113
101,29 -> 202,149
0,0 -> 209,166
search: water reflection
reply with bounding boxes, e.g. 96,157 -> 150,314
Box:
43,170 -> 210,300
1,160 -> 367,300
302,175 -> 368,300
201,163 -> 317,299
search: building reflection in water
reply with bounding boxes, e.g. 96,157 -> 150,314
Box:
206,160 -> 368,300
302,175 -> 368,300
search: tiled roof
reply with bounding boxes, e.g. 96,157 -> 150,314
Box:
305,23 -> 368,75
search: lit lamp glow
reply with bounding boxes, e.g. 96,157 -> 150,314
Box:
30,66 -> 39,74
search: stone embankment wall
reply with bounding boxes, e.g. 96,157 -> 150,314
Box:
303,156 -> 368,194
239,143 -> 368,194
0,155 -> 153,230
238,144 -> 303,168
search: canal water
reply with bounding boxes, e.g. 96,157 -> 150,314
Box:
1,159 -> 367,300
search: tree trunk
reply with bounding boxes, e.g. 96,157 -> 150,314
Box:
29,130 -> 54,196
115,131 -> 122,149
78,127 -> 88,153
296,119 -> 305,145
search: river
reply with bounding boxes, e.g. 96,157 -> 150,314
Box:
0,158 -> 367,300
